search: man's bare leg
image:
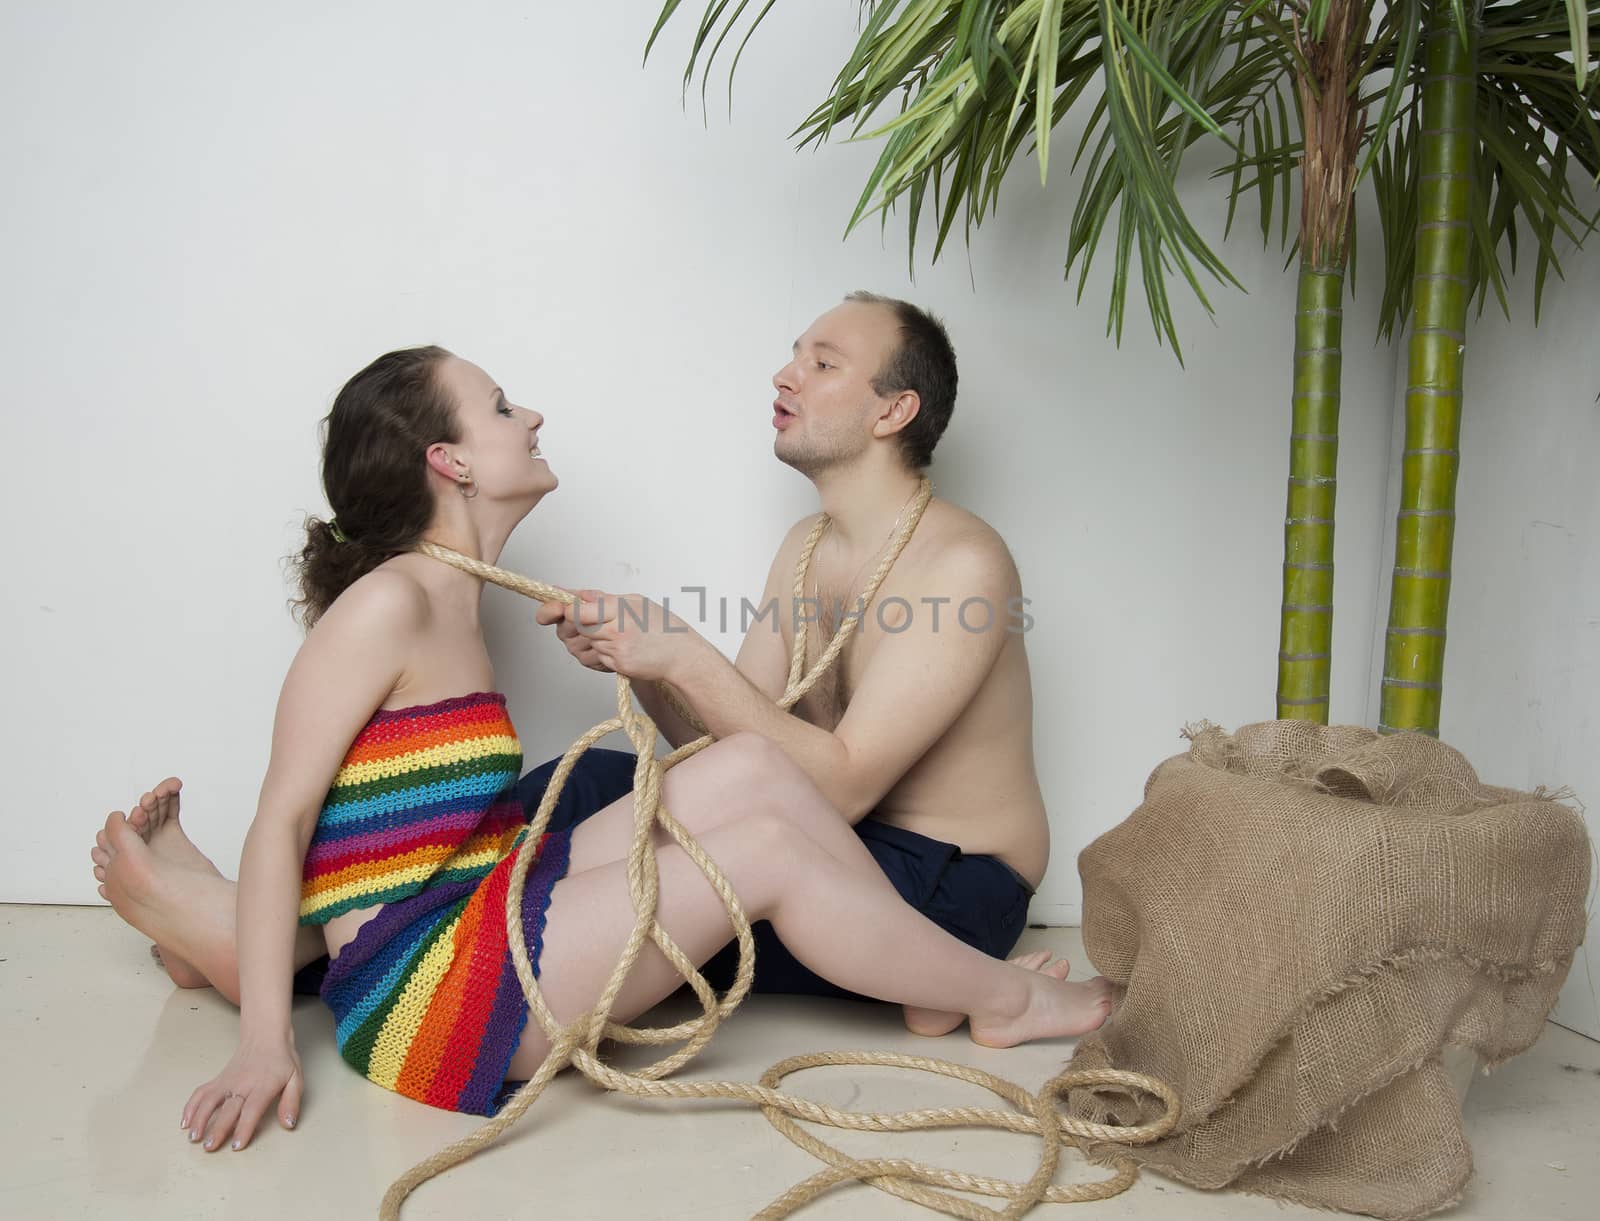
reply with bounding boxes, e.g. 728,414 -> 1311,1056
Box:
511,810 -> 1114,1076
562,739 -> 1077,1037
90,779 -> 324,1004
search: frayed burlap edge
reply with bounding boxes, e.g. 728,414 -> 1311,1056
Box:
1068,723 -> 1590,1220
1068,1040 -> 1481,1220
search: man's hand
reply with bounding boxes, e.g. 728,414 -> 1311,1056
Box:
535,591 -> 614,673
553,590 -> 705,683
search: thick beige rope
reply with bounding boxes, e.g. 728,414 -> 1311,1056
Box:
381,480 -> 1178,1218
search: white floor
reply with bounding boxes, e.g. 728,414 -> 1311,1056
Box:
5,906 -> 1597,1220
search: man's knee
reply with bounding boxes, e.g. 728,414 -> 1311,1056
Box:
715,732 -> 803,793
707,807 -> 818,900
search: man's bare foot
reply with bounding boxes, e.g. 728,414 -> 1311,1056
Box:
903,950 -> 1070,1037
967,971 -> 1116,1048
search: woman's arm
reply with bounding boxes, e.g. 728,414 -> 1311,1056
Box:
182,570 -> 430,1152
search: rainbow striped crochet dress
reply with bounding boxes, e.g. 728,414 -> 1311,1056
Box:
299,691 -> 570,1116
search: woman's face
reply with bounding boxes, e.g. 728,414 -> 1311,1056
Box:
434,355 -> 557,507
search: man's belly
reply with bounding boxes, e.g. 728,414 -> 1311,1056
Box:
871,789 -> 1050,890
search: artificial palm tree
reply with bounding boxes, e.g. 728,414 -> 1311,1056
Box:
648,0 -> 1599,733
1233,0 -> 1598,730
1374,0 -> 1597,734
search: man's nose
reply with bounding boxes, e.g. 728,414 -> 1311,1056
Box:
773,362 -> 797,391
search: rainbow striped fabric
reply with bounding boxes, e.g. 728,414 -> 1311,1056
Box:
300,692 -> 572,1115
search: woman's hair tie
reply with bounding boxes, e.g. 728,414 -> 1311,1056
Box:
328,518 -> 350,544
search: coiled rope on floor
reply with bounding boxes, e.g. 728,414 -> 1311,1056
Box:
380,479 -> 1178,1219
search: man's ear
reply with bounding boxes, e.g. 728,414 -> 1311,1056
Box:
872,389 -> 922,440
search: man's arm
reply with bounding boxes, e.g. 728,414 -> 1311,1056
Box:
633,678 -> 706,749
668,537 -> 1017,820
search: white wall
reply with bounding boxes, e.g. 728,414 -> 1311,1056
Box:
1371,223 -> 1600,1037
2,0 -> 1552,958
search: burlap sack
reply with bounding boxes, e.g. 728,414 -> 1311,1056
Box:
1064,721 -> 1591,1220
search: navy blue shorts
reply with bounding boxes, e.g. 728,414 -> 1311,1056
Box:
295,747 -> 1033,1001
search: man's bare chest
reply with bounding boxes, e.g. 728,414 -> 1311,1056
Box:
789,528 -> 925,728
791,605 -> 890,729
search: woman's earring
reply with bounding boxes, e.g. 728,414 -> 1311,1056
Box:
458,473 -> 479,501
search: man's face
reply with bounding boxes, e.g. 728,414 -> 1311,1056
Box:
770,301 -> 900,476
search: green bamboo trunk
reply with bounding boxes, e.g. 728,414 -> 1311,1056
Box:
1379,9 -> 1475,736
1277,263 -> 1345,721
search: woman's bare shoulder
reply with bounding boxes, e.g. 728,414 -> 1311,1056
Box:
313,561 -> 434,641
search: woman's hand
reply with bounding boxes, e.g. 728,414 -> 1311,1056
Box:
182,1036 -> 303,1152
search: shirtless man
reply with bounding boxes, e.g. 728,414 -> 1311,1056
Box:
537,292 -> 1053,1031
92,293 -> 1061,1034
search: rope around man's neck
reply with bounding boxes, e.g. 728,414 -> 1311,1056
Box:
381,479 -> 1178,1219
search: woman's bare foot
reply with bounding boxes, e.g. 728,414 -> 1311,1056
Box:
967,971 -> 1116,1048
90,786 -> 326,1004
91,802 -> 242,997
148,943 -> 209,989
126,776 -> 182,841
92,780 -> 225,989
903,949 -> 1070,1037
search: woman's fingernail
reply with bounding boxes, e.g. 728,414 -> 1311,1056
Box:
231,1141 -> 241,1151
285,1115 -> 296,1129
189,1130 -> 200,1143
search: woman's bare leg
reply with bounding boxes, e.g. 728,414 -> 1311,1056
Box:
90,782 -> 324,1004
509,810 -> 1112,1076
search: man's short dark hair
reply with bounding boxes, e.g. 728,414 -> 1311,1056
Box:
846,291 -> 958,470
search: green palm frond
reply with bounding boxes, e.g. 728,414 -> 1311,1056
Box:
652,0 -> 1248,358
1065,0 -> 1242,356
1370,107 -> 1421,340
1471,0 -> 1600,321
1213,0 -> 1599,334
1208,19 -> 1301,249
649,1 -> 1600,348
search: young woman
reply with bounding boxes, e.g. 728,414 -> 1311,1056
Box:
89,346 -> 1113,1156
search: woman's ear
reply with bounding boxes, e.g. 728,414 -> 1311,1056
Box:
424,440 -> 467,482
